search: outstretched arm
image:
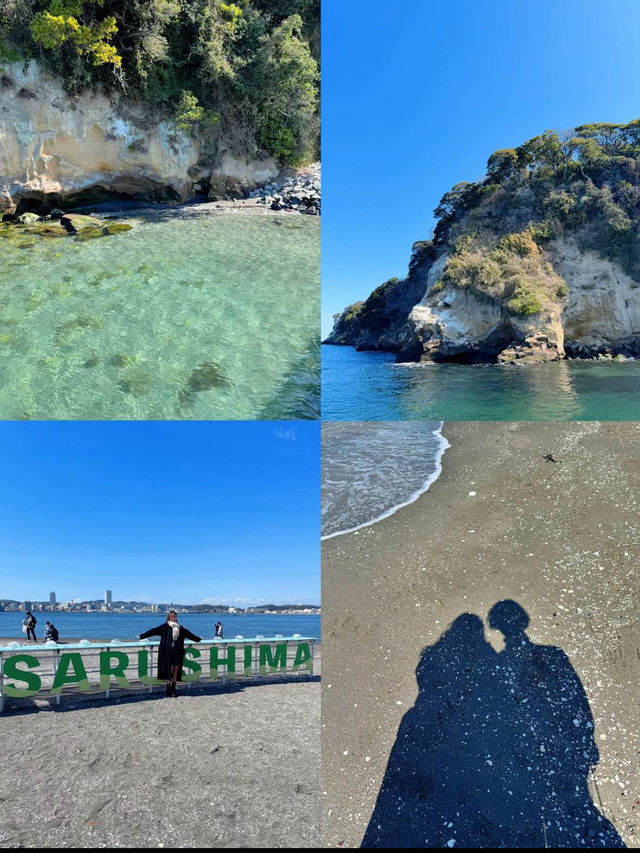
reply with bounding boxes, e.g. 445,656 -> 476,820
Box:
139,624 -> 164,640
182,628 -> 202,643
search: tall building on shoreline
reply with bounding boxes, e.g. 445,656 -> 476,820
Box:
105,589 -> 112,610
49,591 -> 56,605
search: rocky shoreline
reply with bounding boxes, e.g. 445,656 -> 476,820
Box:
1,163 -> 321,227
0,165 -> 321,250
205,162 -> 321,215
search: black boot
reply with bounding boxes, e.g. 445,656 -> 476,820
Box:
165,683 -> 172,697
170,682 -> 178,697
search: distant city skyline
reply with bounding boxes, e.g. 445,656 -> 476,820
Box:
1,593 -> 320,608
0,422 -> 320,605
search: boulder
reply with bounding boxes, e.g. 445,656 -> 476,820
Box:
61,214 -> 103,233
103,222 -> 133,235
497,335 -> 563,365
0,187 -> 16,217
17,212 -> 40,225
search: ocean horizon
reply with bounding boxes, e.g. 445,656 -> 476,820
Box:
0,611 -> 321,642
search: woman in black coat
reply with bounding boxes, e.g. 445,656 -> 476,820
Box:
139,610 -> 201,697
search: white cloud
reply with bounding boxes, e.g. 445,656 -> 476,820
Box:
274,427 -> 296,442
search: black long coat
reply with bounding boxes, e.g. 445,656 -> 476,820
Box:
139,623 -> 201,681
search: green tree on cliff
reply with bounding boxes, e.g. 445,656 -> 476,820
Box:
0,0 -> 319,165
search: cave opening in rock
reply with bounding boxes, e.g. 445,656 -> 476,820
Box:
12,182 -> 182,218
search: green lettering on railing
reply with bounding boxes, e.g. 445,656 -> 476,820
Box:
244,644 -> 253,676
99,651 -> 130,690
52,652 -> 90,694
2,654 -> 42,697
292,642 -> 312,673
258,643 -> 287,675
137,649 -> 161,685
182,648 -> 201,682
210,645 -> 236,677
0,639 -> 313,706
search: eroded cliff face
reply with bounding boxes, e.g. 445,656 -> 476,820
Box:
0,62 -> 279,212
327,118 -> 640,364
328,237 -> 640,364
553,239 -> 640,357
323,260 -> 432,351
394,251 -> 566,364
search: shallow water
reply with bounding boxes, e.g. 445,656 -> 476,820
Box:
0,212 -> 319,419
322,345 -> 640,420
321,421 -> 446,538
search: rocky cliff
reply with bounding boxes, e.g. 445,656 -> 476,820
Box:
325,122 -> 640,364
0,61 -> 279,214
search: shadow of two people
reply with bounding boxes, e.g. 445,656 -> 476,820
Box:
362,600 -> 625,849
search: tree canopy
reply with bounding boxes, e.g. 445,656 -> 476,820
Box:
0,0 -> 319,164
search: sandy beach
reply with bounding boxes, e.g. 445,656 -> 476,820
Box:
322,422 -> 640,847
0,652 -> 320,848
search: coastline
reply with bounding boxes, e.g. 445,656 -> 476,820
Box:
95,197 -> 321,221
322,422 -> 640,847
321,422 -> 450,540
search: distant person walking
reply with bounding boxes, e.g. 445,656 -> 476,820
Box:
139,611 -> 202,698
215,621 -> 224,639
23,611 -> 37,643
44,622 -> 59,642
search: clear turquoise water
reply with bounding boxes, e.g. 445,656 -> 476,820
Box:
323,345 -> 640,420
0,212 -> 319,419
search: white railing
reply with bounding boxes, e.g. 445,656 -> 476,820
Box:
0,636 -> 315,711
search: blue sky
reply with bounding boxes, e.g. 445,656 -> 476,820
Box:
0,422 -> 319,605
322,0 -> 640,336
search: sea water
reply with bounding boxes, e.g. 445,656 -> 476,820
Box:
321,421 -> 448,538
0,611 -> 321,641
0,212 -> 319,419
322,345 -> 640,420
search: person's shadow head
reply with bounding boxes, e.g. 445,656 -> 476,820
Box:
488,598 -> 530,646
362,601 -> 626,849
415,613 -> 492,691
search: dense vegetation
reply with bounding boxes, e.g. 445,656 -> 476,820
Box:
427,121 -> 640,313
0,0 -> 319,165
327,119 -> 640,350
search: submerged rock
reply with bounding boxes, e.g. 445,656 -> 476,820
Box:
110,353 -> 139,368
60,214 -> 103,233
119,368 -> 152,397
75,226 -> 105,241
103,222 -> 132,235
186,361 -> 230,392
25,222 -> 68,238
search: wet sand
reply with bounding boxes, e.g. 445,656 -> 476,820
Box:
0,653 -> 320,848
322,422 -> 640,848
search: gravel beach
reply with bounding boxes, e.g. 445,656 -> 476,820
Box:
322,422 -> 640,848
0,653 -> 321,848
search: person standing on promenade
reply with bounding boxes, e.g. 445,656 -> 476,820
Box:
215,621 -> 224,639
139,611 -> 202,698
23,611 -> 37,643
